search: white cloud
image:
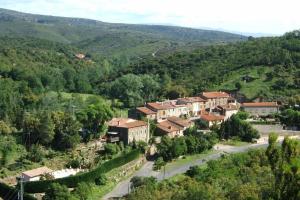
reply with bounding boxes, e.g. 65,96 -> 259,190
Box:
1,0 -> 300,34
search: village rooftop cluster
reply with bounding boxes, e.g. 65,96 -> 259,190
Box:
106,91 -> 279,145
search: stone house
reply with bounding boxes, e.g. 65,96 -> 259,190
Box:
107,118 -> 149,145
145,101 -> 188,121
241,102 -> 279,116
213,104 -> 239,120
176,97 -> 207,117
200,114 -> 225,127
156,116 -> 193,138
199,92 -> 230,109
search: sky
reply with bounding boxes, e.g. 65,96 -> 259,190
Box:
1,0 -> 300,35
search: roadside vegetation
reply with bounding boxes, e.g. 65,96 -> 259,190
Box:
126,135 -> 300,200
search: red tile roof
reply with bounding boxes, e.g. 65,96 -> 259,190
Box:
200,114 -> 224,122
167,116 -> 191,128
242,102 -> 278,107
147,102 -> 178,110
177,97 -> 206,103
108,118 -> 147,129
22,167 -> 53,178
124,121 -> 147,128
136,107 -> 156,115
157,120 -> 182,133
201,92 -> 230,99
217,104 -> 238,111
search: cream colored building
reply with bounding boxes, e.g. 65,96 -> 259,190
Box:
145,101 -> 188,121
241,102 -> 279,116
177,97 -> 207,117
22,167 -> 53,182
200,92 -> 230,109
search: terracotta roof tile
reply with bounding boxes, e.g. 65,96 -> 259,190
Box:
22,167 -> 53,178
157,121 -> 182,133
177,97 -> 206,103
200,114 -> 224,121
201,92 -> 230,99
108,118 -> 147,129
136,107 -> 157,115
242,102 -> 278,107
147,102 -> 175,110
167,116 -> 191,127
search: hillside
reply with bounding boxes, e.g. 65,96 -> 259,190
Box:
0,8 -> 246,58
122,30 -> 300,102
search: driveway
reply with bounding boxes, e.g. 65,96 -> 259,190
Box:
103,142 -> 268,199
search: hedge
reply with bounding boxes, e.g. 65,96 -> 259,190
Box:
24,149 -> 140,193
0,182 -> 36,200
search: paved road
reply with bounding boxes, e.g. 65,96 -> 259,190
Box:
103,143 -> 268,199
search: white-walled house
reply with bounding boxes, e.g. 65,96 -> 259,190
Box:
22,167 -> 53,182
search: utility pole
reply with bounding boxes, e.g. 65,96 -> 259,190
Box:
17,176 -> 24,200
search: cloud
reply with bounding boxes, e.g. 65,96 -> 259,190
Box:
1,0 -> 300,34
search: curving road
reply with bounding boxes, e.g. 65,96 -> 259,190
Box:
103,142 -> 269,199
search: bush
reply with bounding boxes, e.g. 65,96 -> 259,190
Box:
95,174 -> 107,186
153,157 -> 166,171
27,144 -> 46,163
66,159 -> 81,169
24,149 -> 140,193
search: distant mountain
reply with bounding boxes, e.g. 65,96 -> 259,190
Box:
0,8 -> 246,57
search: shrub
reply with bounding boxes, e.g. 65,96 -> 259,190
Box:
153,157 -> 166,171
24,149 -> 140,193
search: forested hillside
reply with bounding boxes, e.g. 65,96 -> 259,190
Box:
0,8 -> 245,58
123,30 -> 300,102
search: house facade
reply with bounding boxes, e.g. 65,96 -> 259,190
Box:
241,102 -> 279,116
156,117 -> 193,138
200,114 -> 225,127
177,97 -> 206,117
107,118 -> 149,145
22,167 -> 53,182
213,104 -> 239,120
199,92 -> 230,109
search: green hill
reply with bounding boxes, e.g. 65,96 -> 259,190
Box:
0,8 -> 246,58
123,31 -> 300,102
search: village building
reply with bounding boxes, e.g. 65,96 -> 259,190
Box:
213,104 -> 239,120
176,97 -> 207,117
156,117 -> 193,138
107,118 -> 149,145
200,114 -> 225,127
144,101 -> 188,121
241,102 -> 279,116
199,91 -> 231,109
135,106 -> 157,120
22,167 -> 53,182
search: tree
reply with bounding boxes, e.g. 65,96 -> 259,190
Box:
38,113 -> 55,146
27,144 -> 45,162
43,183 -> 77,200
76,102 -> 113,140
73,182 -> 91,200
266,134 -> 300,200
51,112 -> 82,151
157,136 -> 173,161
235,82 -> 242,90
153,157 -> 166,170
104,143 -> 120,156
218,114 -> 259,142
110,74 -> 144,107
0,121 -> 13,135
